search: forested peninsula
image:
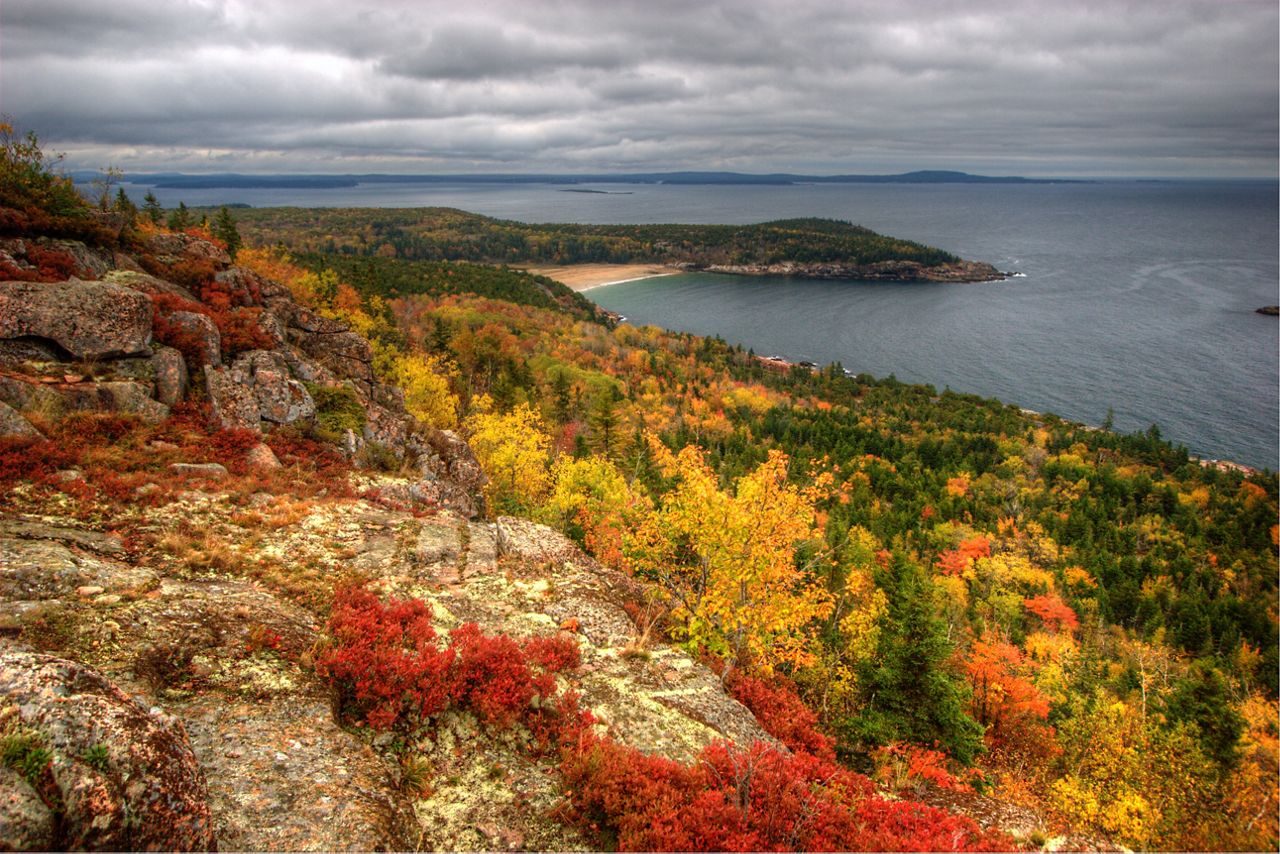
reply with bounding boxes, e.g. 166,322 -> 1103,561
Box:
230,207 -> 1008,282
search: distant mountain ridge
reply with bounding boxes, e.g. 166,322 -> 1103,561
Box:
78,169 -> 1087,190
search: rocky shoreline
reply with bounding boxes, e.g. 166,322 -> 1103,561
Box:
676,258 -> 1010,283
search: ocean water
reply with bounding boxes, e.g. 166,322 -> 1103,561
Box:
126,179 -> 1280,469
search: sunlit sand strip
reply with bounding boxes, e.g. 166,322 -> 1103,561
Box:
521,263 -> 680,292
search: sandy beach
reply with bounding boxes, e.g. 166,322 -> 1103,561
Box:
521,263 -> 679,291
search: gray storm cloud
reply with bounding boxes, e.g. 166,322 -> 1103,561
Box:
2,0 -> 1276,176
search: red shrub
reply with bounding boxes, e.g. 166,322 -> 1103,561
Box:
450,622 -> 540,728
0,244 -> 78,282
0,437 -> 76,489
315,585 -> 456,730
726,671 -> 836,763
558,734 -> 1005,852
523,633 -> 582,674
316,585 -> 584,736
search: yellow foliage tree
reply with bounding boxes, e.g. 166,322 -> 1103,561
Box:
623,437 -> 833,675
545,455 -> 649,569
464,397 -> 551,512
1049,692 -> 1217,849
394,353 -> 458,430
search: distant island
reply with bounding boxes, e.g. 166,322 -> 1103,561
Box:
228,208 -> 1009,283
91,169 -> 1086,190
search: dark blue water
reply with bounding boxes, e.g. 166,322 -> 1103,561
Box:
126,179 -> 1279,469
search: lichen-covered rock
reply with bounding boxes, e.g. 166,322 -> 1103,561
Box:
58,380 -> 169,424
288,307 -> 348,335
205,365 -> 260,431
211,267 -> 267,307
255,308 -> 287,350
152,345 -> 189,406
0,378 -> 63,426
0,280 -> 152,360
495,516 -> 583,565
298,330 -> 374,386
0,763 -> 56,850
0,401 -> 41,439
170,462 -> 229,478
427,430 -> 487,495
141,232 -> 232,270
166,310 -> 221,369
47,240 -> 113,280
233,350 -> 315,425
245,443 -> 281,469
0,337 -> 65,372
0,652 -> 216,851
103,269 -> 198,302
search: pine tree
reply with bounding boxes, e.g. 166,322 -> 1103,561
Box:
166,200 -> 191,231
142,190 -> 162,223
212,205 -> 242,258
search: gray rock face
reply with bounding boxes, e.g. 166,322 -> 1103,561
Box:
212,267 -> 267,307
0,401 -> 42,439
205,366 -> 260,431
151,345 -> 189,407
103,269 -> 199,302
0,280 -> 153,360
235,351 -> 315,425
0,763 -> 56,850
142,232 -> 232,270
169,462 -> 229,478
165,311 -> 222,369
0,652 -> 216,851
204,351 -> 316,431
298,330 -> 374,386
288,308 -> 348,335
59,381 -> 169,424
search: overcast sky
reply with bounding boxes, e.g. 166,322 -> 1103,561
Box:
3,0 -> 1277,177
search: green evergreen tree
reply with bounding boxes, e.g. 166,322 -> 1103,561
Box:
847,554 -> 984,764
212,205 -> 242,258
142,190 -> 162,223
166,200 -> 191,231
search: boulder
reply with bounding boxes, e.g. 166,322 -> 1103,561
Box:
0,764 -> 56,850
170,462 -> 229,478
427,429 -> 487,495
298,331 -> 373,385
165,311 -> 221,369
141,233 -> 231,270
59,381 -> 169,424
0,652 -> 216,851
0,338 -> 66,371
205,366 -> 260,431
245,443 -> 281,469
235,350 -> 316,425
152,345 -> 189,406
288,308 -> 348,335
103,269 -> 199,302
0,400 -> 42,439
0,279 -> 152,360
212,267 -> 266,307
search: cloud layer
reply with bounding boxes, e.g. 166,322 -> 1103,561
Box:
4,0 -> 1277,176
